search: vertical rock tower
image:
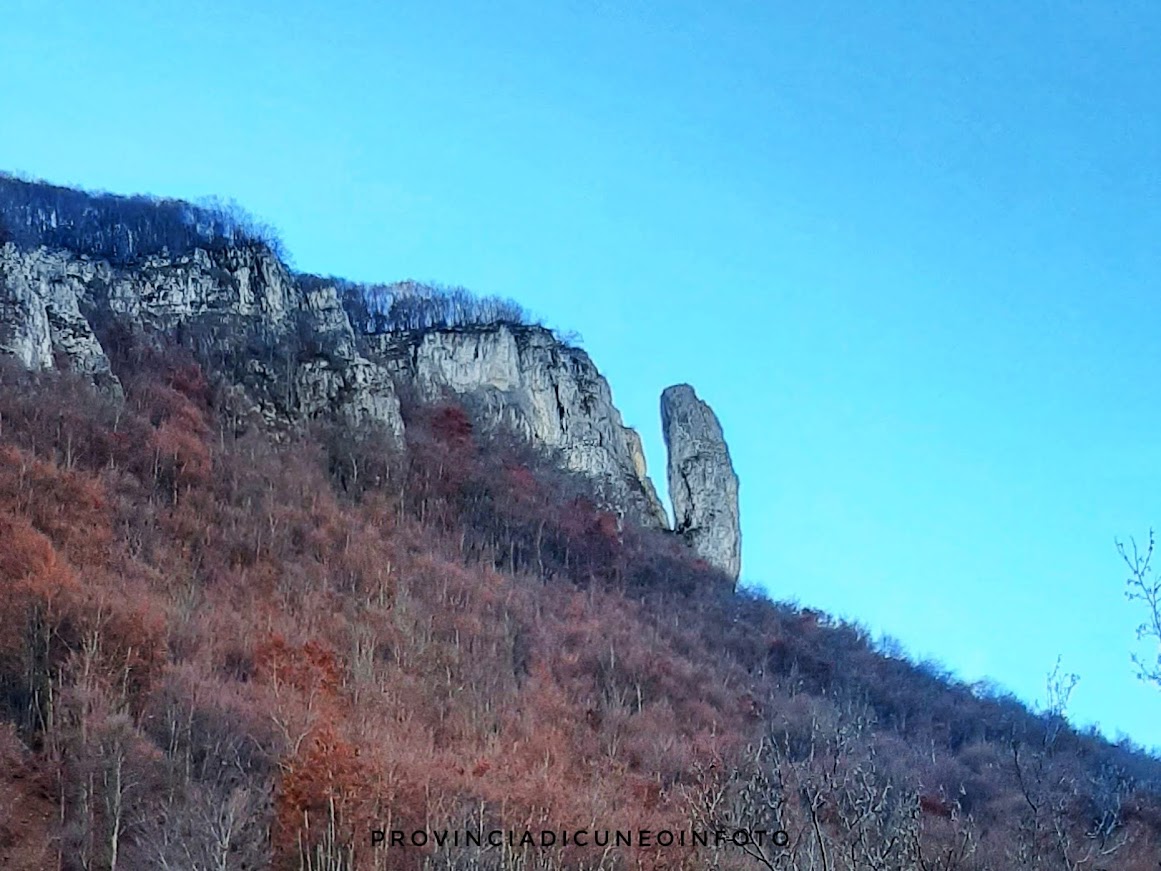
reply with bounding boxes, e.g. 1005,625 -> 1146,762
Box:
661,384 -> 741,583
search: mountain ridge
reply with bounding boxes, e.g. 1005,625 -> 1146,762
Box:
0,171 -> 743,579
2,173 -> 1160,870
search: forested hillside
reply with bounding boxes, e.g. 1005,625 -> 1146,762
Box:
1,334 -> 1160,870
1,172 -> 1160,870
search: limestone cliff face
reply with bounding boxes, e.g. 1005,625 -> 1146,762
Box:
0,242 -> 669,530
366,325 -> 668,528
0,243 -> 403,437
0,244 -> 118,389
661,384 -> 741,581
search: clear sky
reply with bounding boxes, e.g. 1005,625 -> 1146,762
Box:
3,0 -> 1160,748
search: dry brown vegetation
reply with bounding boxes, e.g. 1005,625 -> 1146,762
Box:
0,339 -> 1159,870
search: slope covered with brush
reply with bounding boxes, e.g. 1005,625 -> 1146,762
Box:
0,338 -> 1157,870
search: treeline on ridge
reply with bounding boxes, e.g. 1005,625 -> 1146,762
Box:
1,171 -> 547,337
0,171 -> 285,265
304,275 -> 535,334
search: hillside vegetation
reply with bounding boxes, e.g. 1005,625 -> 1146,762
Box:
1,174 -> 1160,869
0,338 -> 1158,871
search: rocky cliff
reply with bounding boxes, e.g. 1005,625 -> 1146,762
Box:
661,384 -> 742,582
0,240 -> 673,530
0,244 -> 118,389
0,182 -> 749,560
366,324 -> 668,527
0,242 -> 403,437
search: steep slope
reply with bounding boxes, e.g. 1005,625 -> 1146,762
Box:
0,173 -> 752,553
1,176 -> 1161,870
0,358 -> 1158,871
367,324 -> 667,528
0,238 -> 673,529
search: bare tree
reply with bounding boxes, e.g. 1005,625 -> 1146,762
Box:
1042,655 -> 1079,751
1116,531 -> 1161,689
681,708 -> 979,871
1007,662 -> 1131,869
331,277 -> 532,334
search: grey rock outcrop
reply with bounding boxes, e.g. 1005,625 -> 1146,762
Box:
661,384 -> 741,581
0,245 -> 118,390
0,242 -> 669,530
366,324 -> 668,528
0,243 -> 403,438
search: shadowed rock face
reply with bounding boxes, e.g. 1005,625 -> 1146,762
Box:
661,384 -> 741,582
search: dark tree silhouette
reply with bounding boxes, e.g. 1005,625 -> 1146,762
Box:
323,275 -> 533,333
0,172 -> 285,264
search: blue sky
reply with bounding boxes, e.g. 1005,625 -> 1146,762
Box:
3,0 -> 1160,747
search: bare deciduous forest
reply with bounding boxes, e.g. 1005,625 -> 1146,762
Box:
0,172 -> 285,264
1,175 -> 1160,869
0,339 -> 1159,870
